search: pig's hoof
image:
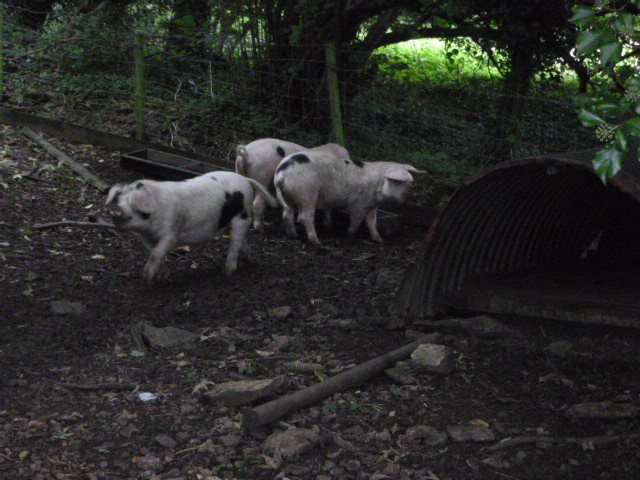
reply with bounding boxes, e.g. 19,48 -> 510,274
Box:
225,265 -> 237,276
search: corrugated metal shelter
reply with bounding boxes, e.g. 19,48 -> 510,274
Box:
390,146 -> 640,328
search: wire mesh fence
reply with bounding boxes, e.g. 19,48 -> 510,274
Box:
1,2 -> 598,193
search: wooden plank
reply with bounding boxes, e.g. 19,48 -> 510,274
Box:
0,107 -> 228,167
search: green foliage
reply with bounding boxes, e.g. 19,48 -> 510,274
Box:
571,2 -> 640,183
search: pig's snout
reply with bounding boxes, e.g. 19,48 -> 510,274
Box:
107,205 -> 128,226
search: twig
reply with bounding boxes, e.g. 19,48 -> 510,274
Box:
22,127 -> 110,192
57,382 -> 137,391
33,220 -> 116,230
486,433 -> 640,452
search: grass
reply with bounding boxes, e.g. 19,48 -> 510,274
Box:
374,38 -> 502,88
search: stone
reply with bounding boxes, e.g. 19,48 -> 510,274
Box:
196,376 -> 284,406
385,361 -> 416,385
142,324 -> 198,349
133,454 -> 164,473
411,343 -> 454,374
447,424 -> 495,442
153,434 -> 177,449
262,428 -> 320,458
404,425 -> 448,447
268,306 -> 293,320
50,300 -> 86,315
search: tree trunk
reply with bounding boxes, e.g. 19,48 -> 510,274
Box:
484,43 -> 536,162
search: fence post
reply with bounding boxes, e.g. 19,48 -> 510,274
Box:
325,41 -> 344,146
133,32 -> 146,140
0,4 -> 4,103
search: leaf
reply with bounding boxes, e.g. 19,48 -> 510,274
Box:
593,146 -> 623,183
614,13 -> 636,33
578,107 -> 606,127
615,129 -> 628,151
570,7 -> 596,25
624,117 -> 640,137
599,42 -> 622,68
576,31 -> 601,56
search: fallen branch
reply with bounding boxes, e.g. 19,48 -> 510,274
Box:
242,336 -> 430,431
486,432 -> 640,452
57,382 -> 137,391
34,220 -> 116,230
22,127 -> 110,193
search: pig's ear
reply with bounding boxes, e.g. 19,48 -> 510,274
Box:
384,166 -> 414,183
404,165 -> 427,175
129,182 -> 157,213
336,146 -> 350,161
105,184 -> 124,205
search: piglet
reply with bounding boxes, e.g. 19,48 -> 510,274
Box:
274,152 -> 423,245
235,138 -> 350,231
105,171 -> 278,282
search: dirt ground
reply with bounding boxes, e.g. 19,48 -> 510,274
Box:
2,123 -> 640,480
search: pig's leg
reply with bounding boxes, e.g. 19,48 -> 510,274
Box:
298,206 -> 321,245
252,192 -> 267,232
282,204 -> 297,239
364,209 -> 383,243
348,207 -> 382,242
225,215 -> 251,275
143,236 -> 176,282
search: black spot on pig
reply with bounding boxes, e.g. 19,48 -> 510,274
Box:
276,153 -> 310,174
276,146 -> 286,157
218,191 -> 245,229
136,182 -> 145,189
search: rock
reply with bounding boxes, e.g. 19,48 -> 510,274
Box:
220,434 -> 241,447
447,424 -> 495,442
565,401 -> 640,420
457,315 -> 514,338
546,340 -> 574,357
404,425 -> 448,447
50,300 -> 86,315
267,306 -> 293,320
195,376 -> 284,406
153,433 -> 177,449
262,428 -> 320,458
133,454 -> 164,473
328,318 -> 359,330
411,343 -> 454,374
385,361 -> 416,385
142,324 -> 198,349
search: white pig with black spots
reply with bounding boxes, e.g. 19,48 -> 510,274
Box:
105,171 -> 278,282
274,151 -> 423,245
235,138 -> 350,231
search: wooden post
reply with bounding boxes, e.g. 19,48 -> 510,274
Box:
134,32 -> 146,140
325,41 -> 344,146
0,4 -> 4,103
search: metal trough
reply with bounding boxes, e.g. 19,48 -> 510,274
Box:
391,146 -> 640,328
120,148 -> 229,180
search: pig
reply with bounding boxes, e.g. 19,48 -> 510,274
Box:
274,151 -> 423,245
105,171 -> 278,282
235,138 -> 350,231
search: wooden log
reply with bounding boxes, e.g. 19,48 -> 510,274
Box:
242,336 -> 429,431
22,127 -> 110,192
